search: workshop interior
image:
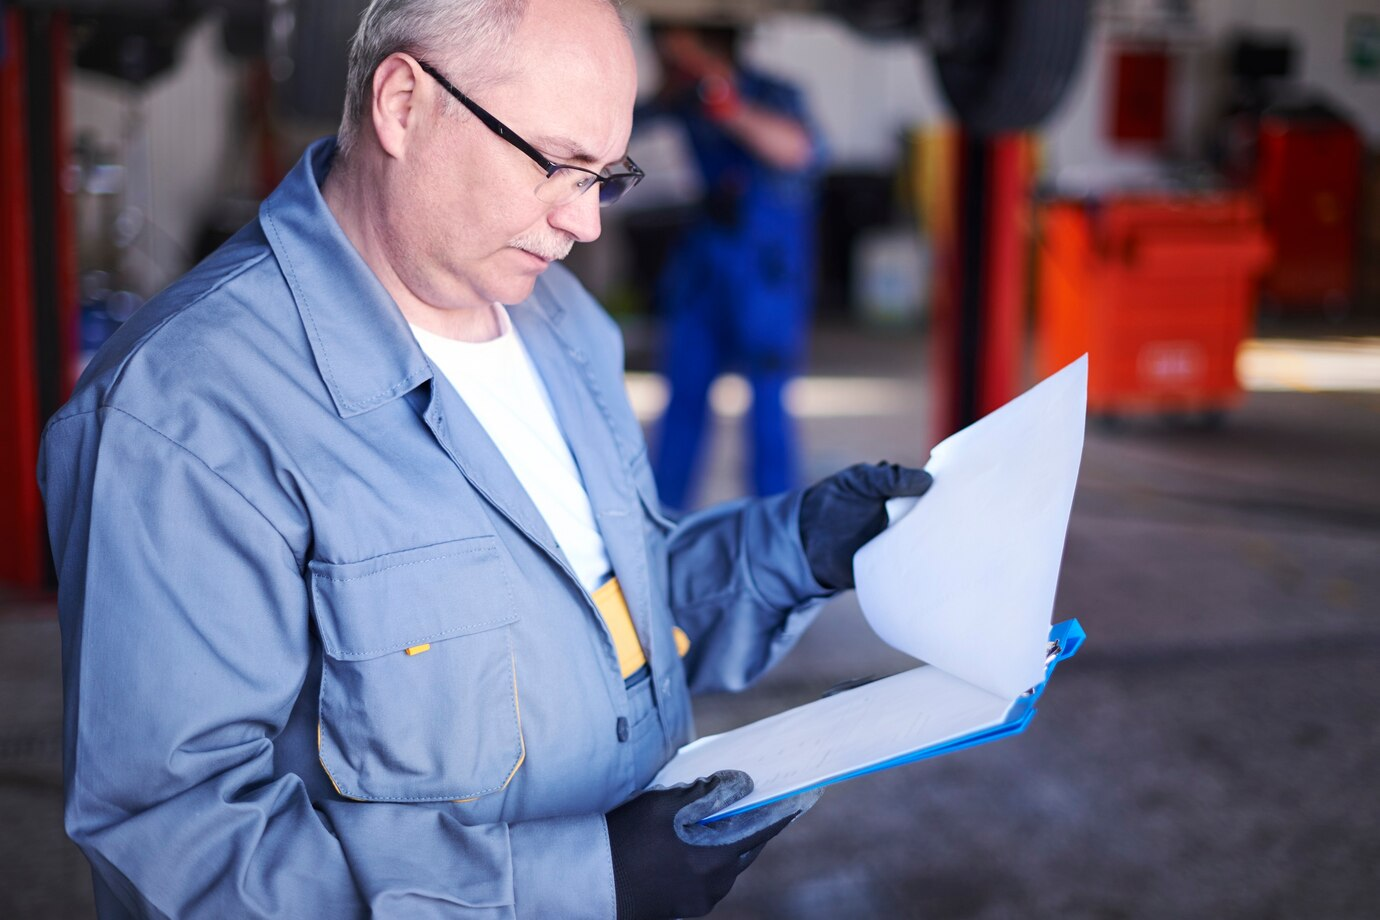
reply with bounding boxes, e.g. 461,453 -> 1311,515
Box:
3,0 -> 1378,917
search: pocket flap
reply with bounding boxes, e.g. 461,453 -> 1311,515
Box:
309,537 -> 516,660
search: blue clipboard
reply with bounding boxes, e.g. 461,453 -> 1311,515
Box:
704,619 -> 1086,822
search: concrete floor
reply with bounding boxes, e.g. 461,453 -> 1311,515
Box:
3,321 -> 1378,918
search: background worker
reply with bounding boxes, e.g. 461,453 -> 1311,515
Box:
643,20 -> 824,511
39,0 -> 931,917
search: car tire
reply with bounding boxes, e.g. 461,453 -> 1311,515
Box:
932,0 -> 1093,135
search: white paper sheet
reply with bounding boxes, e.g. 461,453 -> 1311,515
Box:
651,664 -> 1012,814
652,357 -> 1088,816
853,355 -> 1087,699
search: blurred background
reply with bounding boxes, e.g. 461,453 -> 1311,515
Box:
2,0 -> 1378,916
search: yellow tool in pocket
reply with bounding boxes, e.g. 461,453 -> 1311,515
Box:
592,576 -> 690,679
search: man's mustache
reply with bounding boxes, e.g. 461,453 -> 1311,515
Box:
510,232 -> 575,262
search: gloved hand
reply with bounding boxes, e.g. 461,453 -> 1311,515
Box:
606,770 -> 803,920
799,461 -> 934,590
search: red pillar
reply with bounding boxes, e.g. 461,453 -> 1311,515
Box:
932,130 -> 1033,440
0,9 -> 76,588
0,9 -> 46,587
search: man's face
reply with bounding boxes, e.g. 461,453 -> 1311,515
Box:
390,0 -> 637,312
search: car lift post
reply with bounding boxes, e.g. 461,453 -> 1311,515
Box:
1,8 -> 76,588
932,128 -> 1032,439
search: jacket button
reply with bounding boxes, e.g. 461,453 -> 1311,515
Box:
616,717 -> 629,743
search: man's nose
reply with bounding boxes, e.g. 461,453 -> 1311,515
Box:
549,188 -> 602,243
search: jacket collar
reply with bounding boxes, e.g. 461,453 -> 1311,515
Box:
260,138 -> 581,421
259,141 -> 641,596
259,137 -> 434,418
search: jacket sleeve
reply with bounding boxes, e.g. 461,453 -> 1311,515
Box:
662,488 -> 834,693
39,407 -> 615,920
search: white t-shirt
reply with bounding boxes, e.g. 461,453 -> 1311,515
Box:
410,305 -> 613,592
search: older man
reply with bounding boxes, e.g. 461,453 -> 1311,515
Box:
39,1 -> 931,917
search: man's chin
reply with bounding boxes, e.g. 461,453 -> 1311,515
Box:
492,273 -> 543,307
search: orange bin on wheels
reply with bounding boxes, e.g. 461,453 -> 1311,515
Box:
1036,194 -> 1272,424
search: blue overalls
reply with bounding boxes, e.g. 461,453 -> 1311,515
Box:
647,68 -> 823,509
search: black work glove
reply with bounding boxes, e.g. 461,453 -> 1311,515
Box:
799,461 -> 934,590
606,770 -> 801,920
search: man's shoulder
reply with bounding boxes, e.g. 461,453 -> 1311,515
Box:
52,219 -> 307,429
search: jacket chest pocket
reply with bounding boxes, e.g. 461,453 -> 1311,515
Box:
308,536 -> 524,803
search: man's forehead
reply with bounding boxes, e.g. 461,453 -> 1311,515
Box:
533,134 -> 627,168
482,0 -> 636,165
499,70 -> 635,168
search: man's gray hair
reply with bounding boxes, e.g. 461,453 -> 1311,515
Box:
336,0 -> 625,160
337,0 -> 527,159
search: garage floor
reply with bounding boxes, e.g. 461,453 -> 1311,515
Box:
3,320 -> 1378,919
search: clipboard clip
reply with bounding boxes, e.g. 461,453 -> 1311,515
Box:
1019,640 -> 1065,697
1045,639 -> 1064,665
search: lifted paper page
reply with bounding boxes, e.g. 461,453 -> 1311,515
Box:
651,664 -> 1011,817
853,356 -> 1088,700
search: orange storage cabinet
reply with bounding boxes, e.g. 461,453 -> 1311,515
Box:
1037,194 -> 1271,419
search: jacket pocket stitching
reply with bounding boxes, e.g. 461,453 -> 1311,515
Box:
312,540 -> 525,801
319,615 -> 518,660
311,544 -> 495,584
316,625 -> 524,802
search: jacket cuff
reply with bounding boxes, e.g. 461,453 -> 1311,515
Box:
745,489 -> 835,610
510,813 -> 616,919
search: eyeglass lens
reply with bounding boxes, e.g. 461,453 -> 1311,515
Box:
415,58 -> 643,207
536,167 -> 640,207
598,175 -> 639,205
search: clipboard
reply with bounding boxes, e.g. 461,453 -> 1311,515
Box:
651,620 -> 1085,822
652,357 -> 1092,822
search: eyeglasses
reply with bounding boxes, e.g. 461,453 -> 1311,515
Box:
416,59 -> 644,207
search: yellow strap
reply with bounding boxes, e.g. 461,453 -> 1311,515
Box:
592,576 -> 647,679
591,576 -> 692,679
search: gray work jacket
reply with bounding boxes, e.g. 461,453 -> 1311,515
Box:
38,138 -> 829,918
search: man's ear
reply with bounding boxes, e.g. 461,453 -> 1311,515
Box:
371,53 -> 422,159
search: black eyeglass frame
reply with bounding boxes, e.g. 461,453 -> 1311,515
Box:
416,58 -> 644,206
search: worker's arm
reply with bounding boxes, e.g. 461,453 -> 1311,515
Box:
655,463 -> 931,694
653,25 -> 821,175
697,73 -> 817,172
656,485 -> 829,693
634,83 -> 815,172
40,408 -> 613,919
